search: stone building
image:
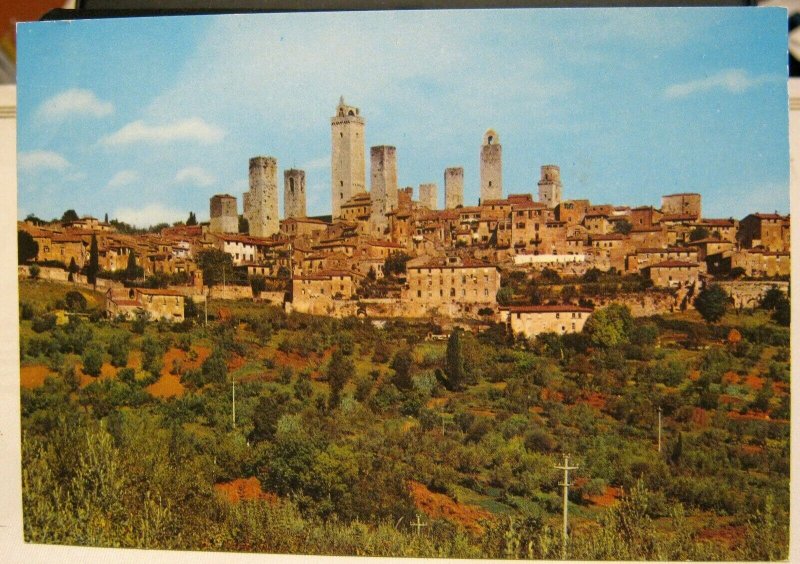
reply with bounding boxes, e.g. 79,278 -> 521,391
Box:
661,193 -> 701,219
737,213 -> 788,252
537,165 -> 562,208
105,287 -> 185,322
480,129 -> 502,203
284,169 -> 306,219
501,304 -> 593,339
370,145 -> 398,236
209,194 -> 238,234
419,183 -> 437,210
244,156 -> 280,238
695,218 -> 738,243
403,255 -> 500,308
643,260 -> 700,288
555,199 -> 590,226
331,97 -> 366,218
731,249 -> 790,277
445,167 -> 464,209
291,270 -> 357,315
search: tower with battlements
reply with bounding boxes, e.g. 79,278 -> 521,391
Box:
419,183 -> 437,210
480,129 -> 502,203
244,156 -> 279,237
331,97 -> 366,218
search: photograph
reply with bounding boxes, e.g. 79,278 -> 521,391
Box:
14,7 -> 791,560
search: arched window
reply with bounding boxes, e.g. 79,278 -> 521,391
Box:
289,177 -> 295,193
348,110 -> 355,116
488,136 -> 493,145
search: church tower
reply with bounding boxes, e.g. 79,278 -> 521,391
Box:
331,97 -> 366,218
480,129 -> 502,203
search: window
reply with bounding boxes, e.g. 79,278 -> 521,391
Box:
556,313 -> 560,319
417,290 -> 422,298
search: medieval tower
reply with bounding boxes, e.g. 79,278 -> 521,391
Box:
209,194 -> 238,234
284,169 -> 306,219
331,97 -> 366,218
480,129 -> 502,203
444,167 -> 464,209
419,183 -> 437,210
370,145 -> 398,236
244,156 -> 279,238
538,165 -> 563,209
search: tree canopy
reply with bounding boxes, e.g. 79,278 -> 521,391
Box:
694,284 -> 728,324
583,304 -> 634,348
18,231 -> 39,264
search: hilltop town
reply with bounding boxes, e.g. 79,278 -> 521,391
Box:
18,97 -> 790,334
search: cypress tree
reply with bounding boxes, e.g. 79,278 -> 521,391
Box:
125,251 -> 138,281
88,234 -> 99,286
445,328 -> 466,391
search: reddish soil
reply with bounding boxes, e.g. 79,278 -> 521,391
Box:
214,477 -> 278,504
718,394 -> 745,406
690,407 -> 709,427
468,408 -> 496,418
580,391 -> 607,409
688,370 -> 700,382
721,371 -> 740,385
743,374 -> 764,390
773,382 -> 789,396
79,362 -> 119,387
227,353 -> 246,371
147,373 -> 185,398
739,444 -> 764,455
408,480 -> 492,535
726,329 -> 742,344
20,364 -> 50,389
540,387 -> 564,402
697,524 -> 746,549
728,410 -> 772,422
585,485 -> 622,508
271,349 -> 318,371
427,397 -> 448,409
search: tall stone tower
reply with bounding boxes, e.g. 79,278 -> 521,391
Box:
538,165 -> 562,209
209,194 -> 238,234
480,129 -> 502,203
284,169 -> 306,219
331,97 -> 366,218
370,145 -> 398,236
419,183 -> 437,210
244,156 -> 279,238
444,167 -> 464,209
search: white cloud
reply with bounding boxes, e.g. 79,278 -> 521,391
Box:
113,203 -> 186,228
18,150 -> 70,172
665,69 -> 774,100
107,170 -> 139,188
100,118 -> 225,146
175,166 -> 215,186
36,88 -> 114,122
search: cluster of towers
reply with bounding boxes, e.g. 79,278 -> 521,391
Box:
209,97 -> 564,237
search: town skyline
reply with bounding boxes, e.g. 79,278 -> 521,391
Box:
16,9 -> 789,226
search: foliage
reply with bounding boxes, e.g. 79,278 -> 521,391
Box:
613,219 -> 633,235
87,234 -> 99,286
60,209 -> 79,223
583,304 -> 633,348
197,249 -> 236,287
186,211 -> 198,226
496,286 -> 513,306
125,251 -> 143,281
694,284 -> 728,324
689,226 -> 709,242
64,291 -> 87,312
390,349 -> 414,391
444,329 -> 466,391
326,349 -> 354,409
81,348 -> 104,377
384,251 -> 412,277
18,230 -> 39,263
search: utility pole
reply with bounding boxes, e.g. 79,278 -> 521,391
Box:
657,406 -> 662,453
411,514 -> 427,537
204,287 -> 208,326
232,375 -> 236,429
555,454 -> 578,560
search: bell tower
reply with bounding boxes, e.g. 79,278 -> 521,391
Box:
480,129 -> 502,203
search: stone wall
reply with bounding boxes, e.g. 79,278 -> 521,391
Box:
245,156 -> 279,237
370,145 -> 398,235
419,183 -> 437,210
716,280 -> 789,309
208,284 -> 254,300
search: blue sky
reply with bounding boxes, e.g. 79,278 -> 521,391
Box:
16,8 -> 789,227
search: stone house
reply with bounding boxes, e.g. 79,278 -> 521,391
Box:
291,270 -> 358,315
642,260 -> 700,288
105,287 -> 185,321
501,304 -> 593,339
730,250 -> 790,277
403,255 -> 500,308
737,213 -> 789,252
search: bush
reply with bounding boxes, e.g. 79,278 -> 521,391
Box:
31,313 -> 56,333
64,291 -> 88,312
81,348 -> 103,377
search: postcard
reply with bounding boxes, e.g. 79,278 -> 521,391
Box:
10,7 -> 792,561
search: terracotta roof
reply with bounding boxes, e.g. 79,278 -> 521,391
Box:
591,233 -> 626,241
749,213 -> 785,220
660,214 -> 697,222
648,260 -> 699,268
663,192 -> 700,197
408,257 -> 497,270
699,218 -> 736,226
502,305 -> 593,313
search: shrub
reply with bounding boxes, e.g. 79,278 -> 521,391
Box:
31,313 -> 56,333
81,348 -> 103,377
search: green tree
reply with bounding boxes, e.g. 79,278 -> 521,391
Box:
250,275 -> 267,297
87,234 -> 99,286
613,219 -> 633,235
196,249 -> 234,287
107,333 -> 130,368
384,251 -> 411,277
238,215 -> 249,234
689,226 -> 710,242
186,211 -> 197,226
496,286 -> 513,306
445,328 -> 466,391
64,291 -> 87,312
18,231 -> 39,264
693,284 -> 728,324
82,348 -> 103,377
60,209 -> 79,223
391,349 -> 414,391
326,349 -> 354,409
125,251 -> 141,281
583,304 -> 634,348
772,297 -> 790,326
